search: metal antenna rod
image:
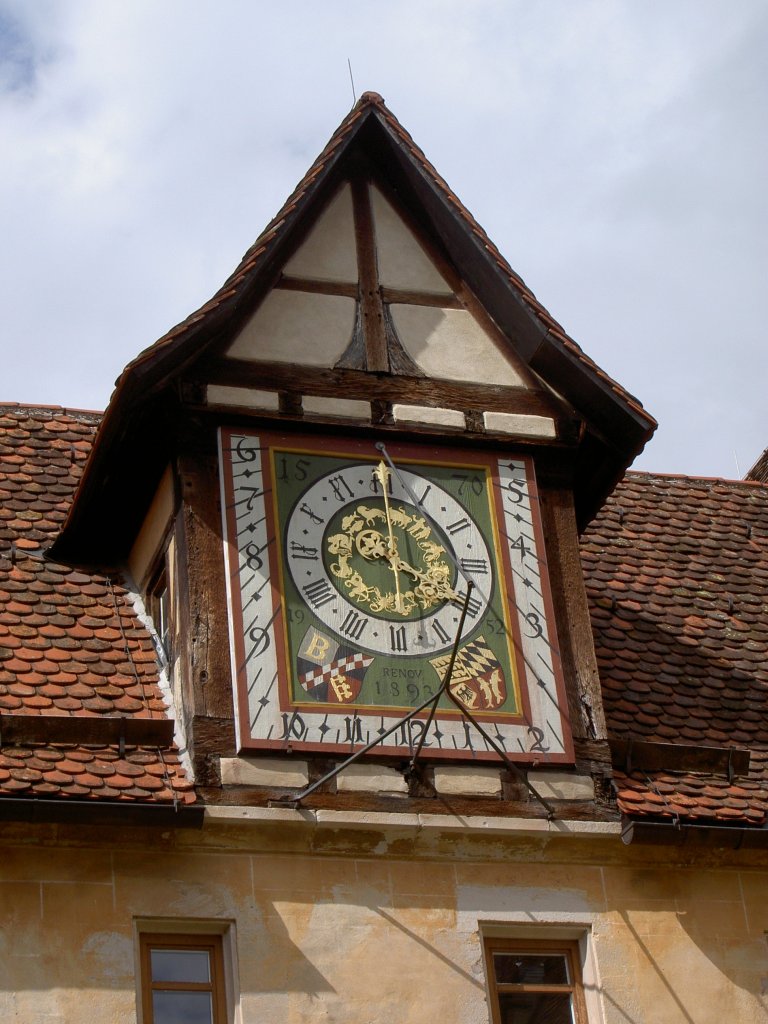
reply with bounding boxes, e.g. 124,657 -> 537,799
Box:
347,59 -> 357,103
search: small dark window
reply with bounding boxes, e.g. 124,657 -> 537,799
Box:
140,933 -> 227,1024
484,938 -> 588,1024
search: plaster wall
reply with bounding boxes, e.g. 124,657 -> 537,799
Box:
0,826 -> 765,1024
391,304 -> 528,386
227,290 -> 356,366
283,185 -> 358,284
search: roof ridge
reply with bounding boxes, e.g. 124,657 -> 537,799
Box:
0,401 -> 103,419
624,469 -> 768,489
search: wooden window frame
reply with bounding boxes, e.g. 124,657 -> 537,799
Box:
483,937 -> 588,1024
139,932 -> 227,1024
147,561 -> 171,664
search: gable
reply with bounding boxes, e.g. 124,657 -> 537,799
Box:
52,91 -> 656,566
219,178 -> 535,395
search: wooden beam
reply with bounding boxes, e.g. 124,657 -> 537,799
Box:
351,177 -> 389,371
175,454 -> 235,726
381,287 -> 462,309
276,276 -> 358,298
539,485 -> 607,743
275,276 -> 464,310
208,358 -> 563,417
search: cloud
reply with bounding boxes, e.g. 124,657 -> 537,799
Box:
0,0 -> 766,475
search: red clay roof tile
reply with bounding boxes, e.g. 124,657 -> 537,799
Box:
0,406 -> 193,806
583,470 -> 768,827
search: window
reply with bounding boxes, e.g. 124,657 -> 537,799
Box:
484,938 -> 587,1024
140,933 -> 227,1024
147,565 -> 170,663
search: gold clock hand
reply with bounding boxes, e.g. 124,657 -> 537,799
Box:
387,550 -> 460,605
375,460 -> 404,613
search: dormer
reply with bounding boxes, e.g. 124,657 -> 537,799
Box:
51,94 -> 656,811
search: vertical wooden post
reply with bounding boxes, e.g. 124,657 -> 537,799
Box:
174,451 -> 236,782
351,177 -> 389,372
539,486 -> 607,743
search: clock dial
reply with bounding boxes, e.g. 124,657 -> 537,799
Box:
219,429 -> 573,763
283,460 -> 492,658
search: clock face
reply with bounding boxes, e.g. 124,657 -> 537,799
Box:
219,429 -> 572,762
283,461 -> 492,658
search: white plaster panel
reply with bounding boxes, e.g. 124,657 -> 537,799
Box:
283,184 -> 358,283
226,290 -> 356,366
527,771 -> 595,801
371,185 -> 453,294
391,305 -> 527,385
206,385 -> 280,411
336,764 -> 408,796
302,395 -> 371,419
483,411 -> 556,438
219,757 -> 309,788
392,404 -> 465,428
433,766 -> 502,797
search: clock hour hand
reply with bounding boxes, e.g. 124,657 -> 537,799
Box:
384,546 -> 459,606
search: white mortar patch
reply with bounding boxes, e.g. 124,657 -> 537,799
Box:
303,395 -> 371,419
206,385 -> 280,410
483,412 -> 556,438
392,404 -> 465,428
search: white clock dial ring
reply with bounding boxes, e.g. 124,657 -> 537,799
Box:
284,463 -> 493,658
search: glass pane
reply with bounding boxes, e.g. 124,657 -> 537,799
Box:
153,990 -> 213,1024
494,952 -> 570,985
497,992 -> 573,1024
151,948 -> 211,983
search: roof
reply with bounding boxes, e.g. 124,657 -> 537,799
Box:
53,92 -> 656,565
747,446 -> 768,483
582,471 -> 768,827
0,406 -> 195,809
3,406 -> 765,829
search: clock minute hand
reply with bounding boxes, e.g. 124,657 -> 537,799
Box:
375,460 -> 404,614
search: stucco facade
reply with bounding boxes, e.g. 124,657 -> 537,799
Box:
1,816 -> 766,1022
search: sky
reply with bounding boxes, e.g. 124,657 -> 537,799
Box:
0,0 -> 766,478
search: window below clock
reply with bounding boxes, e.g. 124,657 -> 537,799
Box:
483,937 -> 588,1024
139,932 -> 227,1024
